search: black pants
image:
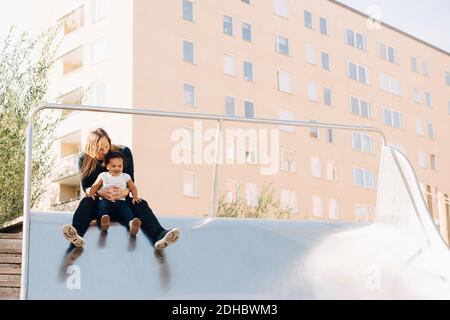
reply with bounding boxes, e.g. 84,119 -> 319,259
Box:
72,197 -> 165,243
98,199 -> 134,229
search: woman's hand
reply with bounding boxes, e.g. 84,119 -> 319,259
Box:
100,186 -> 129,201
97,188 -> 117,202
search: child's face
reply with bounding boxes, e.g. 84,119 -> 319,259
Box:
106,158 -> 123,176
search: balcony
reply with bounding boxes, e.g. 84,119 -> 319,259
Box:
51,197 -> 82,212
58,5 -> 84,36
58,46 -> 84,77
52,153 -> 80,183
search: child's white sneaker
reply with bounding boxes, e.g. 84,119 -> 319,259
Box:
62,224 -> 85,247
100,215 -> 110,231
129,218 -> 141,236
154,228 -> 180,250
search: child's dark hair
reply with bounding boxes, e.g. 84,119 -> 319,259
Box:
105,151 -> 125,166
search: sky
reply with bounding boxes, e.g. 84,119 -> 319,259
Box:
0,0 -> 449,52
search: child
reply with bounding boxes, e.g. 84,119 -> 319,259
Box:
86,151 -> 142,236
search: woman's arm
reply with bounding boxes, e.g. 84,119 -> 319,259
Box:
121,146 -> 135,182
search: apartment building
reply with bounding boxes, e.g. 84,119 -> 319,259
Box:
41,0 -> 450,223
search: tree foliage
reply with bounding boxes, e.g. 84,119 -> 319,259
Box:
0,27 -> 60,224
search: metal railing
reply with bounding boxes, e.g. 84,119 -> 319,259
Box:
20,103 -> 388,299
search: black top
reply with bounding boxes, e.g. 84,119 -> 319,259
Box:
78,146 -> 135,193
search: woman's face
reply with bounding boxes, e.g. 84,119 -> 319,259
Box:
96,137 -> 110,161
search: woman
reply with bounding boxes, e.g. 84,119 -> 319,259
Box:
62,128 -> 180,250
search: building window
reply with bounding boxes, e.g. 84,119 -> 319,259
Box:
349,96 -> 371,119
93,0 -> 107,22
422,61 -> 429,77
321,51 -> 330,71
326,160 -> 337,181
277,70 -> 293,93
310,156 -> 322,178
243,60 -> 254,81
347,61 -> 368,84
418,149 -> 427,168
91,39 -> 107,65
305,44 -> 316,65
446,71 -> 450,86
244,100 -> 255,118
424,91 -> 432,108
280,190 -> 298,214
309,120 -> 319,139
274,0 -> 289,18
223,15 -> 233,36
323,87 -> 333,107
415,118 -> 424,135
430,154 -> 437,171
377,42 -> 398,64
225,96 -> 235,116
307,82 -> 318,101
312,195 -> 323,218
427,122 -> 435,139
246,183 -> 259,207
242,22 -> 252,42
329,198 -> 339,220
383,108 -> 403,129
224,54 -> 236,76
304,10 -> 312,29
413,87 -> 421,103
183,171 -> 197,197
352,132 -> 374,153
225,179 -> 239,203
326,129 -> 335,144
182,0 -> 194,21
226,135 -> 236,161
281,149 -> 296,172
411,56 -> 417,72
276,34 -> 290,55
278,110 -> 294,132
352,167 -> 375,189
182,40 -> 195,64
355,205 -> 371,222
379,73 -> 401,96
345,28 -> 366,51
319,17 -> 328,35
183,83 -> 196,107
245,139 -> 257,164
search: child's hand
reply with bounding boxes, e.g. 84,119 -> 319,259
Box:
86,190 -> 96,200
132,197 -> 142,204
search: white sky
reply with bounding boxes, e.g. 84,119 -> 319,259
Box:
0,0 -> 448,52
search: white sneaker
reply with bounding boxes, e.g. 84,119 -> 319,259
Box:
100,215 -> 110,231
62,224 -> 85,247
129,218 -> 141,236
154,228 -> 180,250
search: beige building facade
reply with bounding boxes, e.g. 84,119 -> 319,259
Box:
41,0 -> 450,224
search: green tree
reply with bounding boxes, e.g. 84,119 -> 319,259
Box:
216,182 -> 293,219
0,27 -> 60,224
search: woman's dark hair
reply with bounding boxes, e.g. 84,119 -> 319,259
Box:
105,151 -> 125,166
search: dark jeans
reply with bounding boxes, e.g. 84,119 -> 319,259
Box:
98,199 -> 134,229
72,196 -> 165,243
